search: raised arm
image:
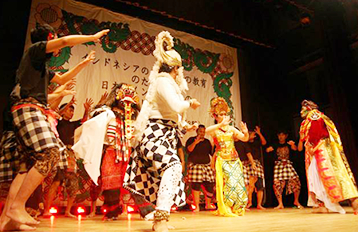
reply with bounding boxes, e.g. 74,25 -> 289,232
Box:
287,140 -> 297,151
298,140 -> 304,152
205,116 -> 230,135
46,29 -> 109,53
82,98 -> 94,123
186,137 -> 204,153
232,122 -> 249,142
254,126 -> 267,146
51,51 -> 95,85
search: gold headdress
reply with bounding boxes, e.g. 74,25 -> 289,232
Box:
209,97 -> 229,117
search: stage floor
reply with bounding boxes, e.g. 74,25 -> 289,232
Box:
36,207 -> 357,232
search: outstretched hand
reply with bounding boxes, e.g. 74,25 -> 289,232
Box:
84,98 -> 94,111
61,89 -> 76,97
98,91 -> 108,105
254,126 -> 261,135
287,140 -> 295,146
240,121 -> 248,134
64,79 -> 76,90
220,116 -> 231,127
93,29 -> 110,43
190,99 -> 201,110
68,96 -> 77,107
83,50 -> 96,65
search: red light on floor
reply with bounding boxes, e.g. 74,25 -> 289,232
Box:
171,206 -> 177,211
190,204 -> 197,210
49,207 -> 58,214
127,205 -> 135,213
77,206 -> 85,214
103,209 -> 107,213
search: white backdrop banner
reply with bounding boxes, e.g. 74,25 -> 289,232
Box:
25,0 -> 242,130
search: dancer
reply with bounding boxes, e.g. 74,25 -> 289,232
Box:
185,124 -> 216,212
235,126 -> 266,209
298,100 -> 358,214
206,97 -> 249,217
266,130 -> 303,209
0,23 -> 108,231
43,98 -> 93,218
123,31 -> 200,232
100,83 -> 140,220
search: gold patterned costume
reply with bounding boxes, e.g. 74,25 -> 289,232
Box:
300,108 -> 358,212
213,127 -> 248,216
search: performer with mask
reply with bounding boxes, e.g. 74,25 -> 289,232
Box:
298,100 -> 358,214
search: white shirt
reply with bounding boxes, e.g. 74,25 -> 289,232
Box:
149,76 -> 190,122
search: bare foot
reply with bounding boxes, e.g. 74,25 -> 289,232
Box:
294,203 -> 304,209
86,212 -> 96,218
0,217 -> 36,231
312,206 -> 328,213
6,208 -> 40,226
351,198 -> 358,215
144,211 -> 154,221
192,207 -> 200,213
41,212 -> 52,218
205,204 -> 216,210
167,224 -> 175,230
64,213 -> 77,218
274,205 -> 284,210
246,203 -> 252,209
257,205 -> 266,210
152,220 -> 169,232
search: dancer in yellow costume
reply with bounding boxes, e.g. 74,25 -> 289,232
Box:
206,97 -> 249,216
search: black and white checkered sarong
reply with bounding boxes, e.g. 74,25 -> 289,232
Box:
273,159 -> 299,181
0,131 -> 20,182
242,159 -> 265,186
124,119 -> 186,207
12,105 -> 67,170
187,163 -> 215,183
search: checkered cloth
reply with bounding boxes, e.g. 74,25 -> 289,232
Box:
56,141 -> 68,170
12,105 -> 67,170
12,106 -> 60,152
124,118 -> 186,207
0,131 -> 20,182
242,159 -> 265,186
273,159 -> 299,181
187,163 -> 215,183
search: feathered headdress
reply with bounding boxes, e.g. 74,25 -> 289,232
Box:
147,31 -> 188,97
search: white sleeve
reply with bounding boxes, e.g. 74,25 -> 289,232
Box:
156,77 -> 190,113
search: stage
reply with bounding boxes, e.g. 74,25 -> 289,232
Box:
36,207 -> 357,232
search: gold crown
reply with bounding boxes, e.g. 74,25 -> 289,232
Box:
209,97 -> 229,117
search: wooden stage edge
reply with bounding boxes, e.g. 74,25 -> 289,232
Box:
36,207 -> 357,232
